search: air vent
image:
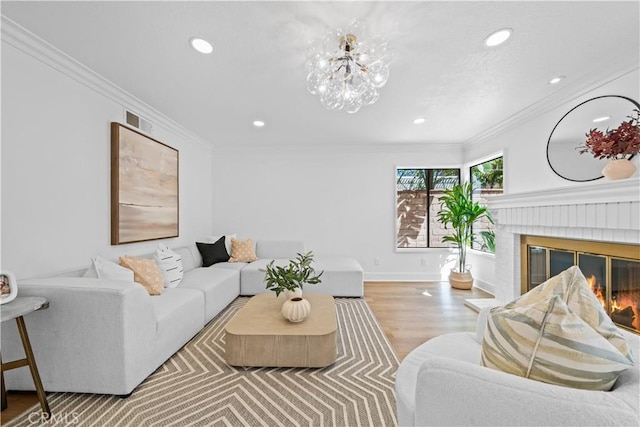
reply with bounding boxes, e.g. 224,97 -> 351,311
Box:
125,110 -> 153,134
126,111 -> 139,128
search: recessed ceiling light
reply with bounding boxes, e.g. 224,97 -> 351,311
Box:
413,118 -> 426,124
548,76 -> 566,85
593,116 -> 611,123
190,37 -> 213,54
484,28 -> 512,47
253,120 -> 265,127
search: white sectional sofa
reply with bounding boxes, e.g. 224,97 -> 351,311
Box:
1,240 -> 363,396
395,307 -> 640,427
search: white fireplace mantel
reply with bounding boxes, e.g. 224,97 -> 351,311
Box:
490,178 -> 640,209
481,177 -> 640,305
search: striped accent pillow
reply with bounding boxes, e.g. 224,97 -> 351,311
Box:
481,295 -> 633,390
507,266 -> 633,363
154,244 -> 184,288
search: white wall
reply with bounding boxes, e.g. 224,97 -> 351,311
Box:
211,144 -> 463,280
4,24 -> 635,287
462,69 -> 639,294
464,70 -> 640,194
212,70 -> 639,287
1,41 -> 214,278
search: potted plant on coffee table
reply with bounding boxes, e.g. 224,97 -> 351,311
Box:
264,252 -> 323,322
264,251 -> 323,298
436,182 -> 493,289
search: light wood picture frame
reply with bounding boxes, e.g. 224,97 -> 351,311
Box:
111,122 -> 179,245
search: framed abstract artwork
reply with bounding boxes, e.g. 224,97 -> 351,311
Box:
111,122 -> 179,245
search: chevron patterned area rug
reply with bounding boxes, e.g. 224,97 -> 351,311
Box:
8,297 -> 399,427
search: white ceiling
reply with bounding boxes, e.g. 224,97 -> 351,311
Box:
2,1 -> 639,149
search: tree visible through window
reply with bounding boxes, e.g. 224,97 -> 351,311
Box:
396,168 -> 460,248
470,157 -> 503,252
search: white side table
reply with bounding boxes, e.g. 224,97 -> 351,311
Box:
1,296 -> 51,418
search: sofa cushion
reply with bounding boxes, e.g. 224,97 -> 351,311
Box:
150,288 -> 204,367
229,238 -> 258,263
197,239 -> 230,267
395,332 -> 480,427
309,257 -> 363,297
255,240 -> 306,259
119,256 -> 164,295
240,257 -> 363,297
210,262 -> 248,272
154,244 -> 184,288
482,295 -> 634,391
173,246 -> 197,272
179,267 -> 240,322
84,255 -> 134,281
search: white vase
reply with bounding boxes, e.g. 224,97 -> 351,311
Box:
602,159 -> 637,180
281,297 -> 311,322
284,288 -> 303,300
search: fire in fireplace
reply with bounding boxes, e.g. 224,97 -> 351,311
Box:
522,236 -> 640,334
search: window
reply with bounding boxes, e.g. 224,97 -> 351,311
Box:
470,156 -> 503,252
396,168 -> 460,248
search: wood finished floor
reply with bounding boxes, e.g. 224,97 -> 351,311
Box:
1,281 -> 492,424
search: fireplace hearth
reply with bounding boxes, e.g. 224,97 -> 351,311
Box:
523,236 -> 640,334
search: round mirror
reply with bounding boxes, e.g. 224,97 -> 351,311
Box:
546,95 -> 640,182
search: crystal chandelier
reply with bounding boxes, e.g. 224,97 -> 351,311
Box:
305,19 -> 390,113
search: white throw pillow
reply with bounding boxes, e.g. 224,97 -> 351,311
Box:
85,255 -> 134,281
154,244 -> 184,288
206,234 -> 236,256
82,264 -> 99,278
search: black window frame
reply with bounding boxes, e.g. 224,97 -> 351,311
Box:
396,167 -> 461,249
469,156 -> 503,253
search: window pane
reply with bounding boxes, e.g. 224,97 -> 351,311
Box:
470,157 -> 503,252
428,169 -> 460,247
397,169 -> 427,248
396,168 -> 460,249
550,249 -> 574,276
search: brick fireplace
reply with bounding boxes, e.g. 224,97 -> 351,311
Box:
474,178 -> 640,329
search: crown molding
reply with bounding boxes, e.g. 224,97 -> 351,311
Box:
212,141 -> 463,154
1,15 -> 213,150
462,60 -> 639,150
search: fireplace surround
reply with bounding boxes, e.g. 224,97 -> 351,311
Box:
474,178 -> 640,328
521,235 -> 640,333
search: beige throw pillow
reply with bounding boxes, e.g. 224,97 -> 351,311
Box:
228,238 -> 258,263
482,295 -> 633,390
506,266 -> 633,362
119,256 -> 164,295
481,266 -> 635,391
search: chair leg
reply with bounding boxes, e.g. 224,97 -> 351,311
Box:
1,353 -> 7,411
16,316 -> 51,419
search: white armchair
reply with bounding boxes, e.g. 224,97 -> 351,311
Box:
395,307 -> 640,426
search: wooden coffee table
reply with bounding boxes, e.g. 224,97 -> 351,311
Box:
225,293 -> 337,368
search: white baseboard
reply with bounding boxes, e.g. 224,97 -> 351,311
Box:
473,279 -> 495,296
364,272 -> 445,282
364,273 -> 497,295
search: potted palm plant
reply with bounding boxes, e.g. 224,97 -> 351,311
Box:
436,182 -> 493,289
